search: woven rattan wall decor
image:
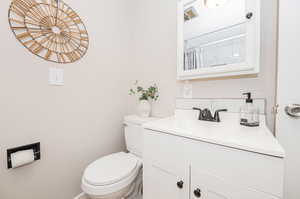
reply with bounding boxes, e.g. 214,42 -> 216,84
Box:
8,0 -> 89,64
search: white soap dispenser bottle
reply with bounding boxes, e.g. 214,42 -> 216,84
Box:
240,92 -> 260,127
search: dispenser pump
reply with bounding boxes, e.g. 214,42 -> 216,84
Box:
243,92 -> 253,103
240,92 -> 259,127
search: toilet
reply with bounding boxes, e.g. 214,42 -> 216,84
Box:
81,115 -> 158,199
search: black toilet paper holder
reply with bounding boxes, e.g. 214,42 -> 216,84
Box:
7,142 -> 41,169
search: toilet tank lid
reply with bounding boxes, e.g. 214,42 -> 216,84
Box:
124,115 -> 160,125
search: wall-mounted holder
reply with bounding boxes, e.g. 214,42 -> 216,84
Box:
7,142 -> 41,169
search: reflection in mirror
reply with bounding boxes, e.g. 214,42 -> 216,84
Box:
183,0 -> 247,71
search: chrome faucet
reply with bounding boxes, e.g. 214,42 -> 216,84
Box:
193,107 -> 228,122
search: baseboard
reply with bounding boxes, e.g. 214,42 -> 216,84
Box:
73,192 -> 88,199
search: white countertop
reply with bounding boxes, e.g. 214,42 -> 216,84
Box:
143,110 -> 285,158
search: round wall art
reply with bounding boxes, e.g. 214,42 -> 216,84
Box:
8,0 -> 89,64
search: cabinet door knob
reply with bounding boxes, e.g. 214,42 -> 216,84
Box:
194,188 -> 201,198
246,12 -> 253,19
177,181 -> 184,189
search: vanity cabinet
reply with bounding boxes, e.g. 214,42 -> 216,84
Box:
143,130 -> 284,199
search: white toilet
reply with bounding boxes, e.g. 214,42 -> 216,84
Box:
81,115 -> 158,199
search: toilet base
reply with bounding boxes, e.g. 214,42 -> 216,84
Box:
88,183 -> 132,199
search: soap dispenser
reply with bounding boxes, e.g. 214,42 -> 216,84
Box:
240,92 -> 260,127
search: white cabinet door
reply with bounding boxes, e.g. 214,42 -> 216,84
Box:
189,138 -> 284,197
143,163 -> 189,199
143,130 -> 190,199
191,169 -> 278,199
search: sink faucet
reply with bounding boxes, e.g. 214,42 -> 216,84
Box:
193,108 -> 228,122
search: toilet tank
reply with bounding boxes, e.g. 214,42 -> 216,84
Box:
124,115 -> 159,157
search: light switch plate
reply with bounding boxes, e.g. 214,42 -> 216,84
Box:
55,68 -> 64,85
49,68 -> 64,86
48,68 -> 57,85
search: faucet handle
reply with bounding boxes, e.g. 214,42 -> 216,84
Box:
193,107 -> 202,111
213,109 -> 228,122
193,107 -> 202,120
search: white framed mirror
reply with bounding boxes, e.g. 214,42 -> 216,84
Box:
177,0 -> 261,80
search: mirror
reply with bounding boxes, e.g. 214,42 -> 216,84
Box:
177,0 -> 261,80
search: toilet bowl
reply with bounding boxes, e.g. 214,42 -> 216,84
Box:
82,152 -> 142,199
81,115 -> 158,199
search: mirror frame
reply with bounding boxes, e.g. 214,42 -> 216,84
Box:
177,0 -> 261,80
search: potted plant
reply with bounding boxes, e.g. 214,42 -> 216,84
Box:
129,81 -> 159,117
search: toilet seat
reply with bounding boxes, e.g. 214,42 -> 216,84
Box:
82,152 -> 141,196
84,152 -> 139,186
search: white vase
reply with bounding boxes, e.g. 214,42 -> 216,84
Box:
138,100 -> 151,117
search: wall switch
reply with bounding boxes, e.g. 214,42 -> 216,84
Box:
55,68 -> 64,85
49,68 -> 64,86
183,81 -> 193,99
48,68 -> 56,85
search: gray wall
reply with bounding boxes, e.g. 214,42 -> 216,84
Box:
131,0 -> 278,132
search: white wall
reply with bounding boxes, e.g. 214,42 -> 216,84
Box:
131,0 -> 278,132
0,0 -> 135,199
126,0 -> 177,117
